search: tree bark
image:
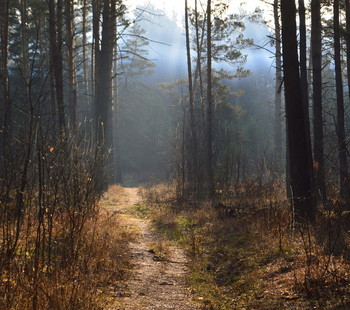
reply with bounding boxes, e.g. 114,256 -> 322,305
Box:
194,0 -> 206,124
94,0 -> 117,185
56,0 -> 65,134
82,0 -> 89,114
334,0 -> 349,200
273,0 -> 282,172
20,0 -> 29,85
48,0 -> 57,131
113,46 -> 122,183
65,0 -> 77,129
299,0 -> 314,190
92,0 -> 100,125
48,0 -> 66,135
311,0 -> 326,201
185,0 -> 198,195
206,0 -> 214,200
281,0 -> 315,222
0,0 -> 10,139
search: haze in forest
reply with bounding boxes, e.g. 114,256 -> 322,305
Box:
115,2 -> 275,186
3,0 -> 350,309
126,1 -> 273,83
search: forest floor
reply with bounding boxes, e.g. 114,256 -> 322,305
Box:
101,186 -> 200,310
99,185 -> 350,310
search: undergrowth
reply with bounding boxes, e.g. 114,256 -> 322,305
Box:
0,204 -> 133,310
0,131 -> 134,310
142,183 -> 350,310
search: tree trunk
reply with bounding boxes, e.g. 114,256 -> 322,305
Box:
94,0 -> 117,185
281,0 -> 315,223
20,0 -> 29,86
299,0 -> 314,191
345,0 -> 350,199
273,0 -> 282,172
56,0 -> 65,134
20,0 -> 32,154
0,0 -> 10,140
82,0 -> 89,115
334,0 -> 349,200
206,0 -> 214,200
311,0 -> 326,202
92,0 -> 100,125
185,0 -> 198,195
48,0 -> 57,131
65,0 -> 77,129
194,0 -> 205,124
48,0 -> 66,135
91,0 -> 99,123
113,46 -> 122,183
0,0 -> 10,186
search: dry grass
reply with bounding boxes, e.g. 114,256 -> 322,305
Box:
0,194 -> 135,310
101,184 -> 126,207
143,183 -> 350,310
140,183 -> 176,205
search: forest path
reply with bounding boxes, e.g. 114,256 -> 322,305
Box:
104,186 -> 200,310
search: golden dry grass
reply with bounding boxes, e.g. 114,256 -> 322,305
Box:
143,183 -> 350,310
0,189 -> 135,310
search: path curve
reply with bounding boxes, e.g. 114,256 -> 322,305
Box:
106,187 -> 200,310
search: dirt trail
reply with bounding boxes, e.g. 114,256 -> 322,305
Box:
106,187 -> 200,310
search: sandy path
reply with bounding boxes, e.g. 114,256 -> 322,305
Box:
105,187 -> 200,310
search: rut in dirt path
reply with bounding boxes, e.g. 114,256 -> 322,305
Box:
107,187 -> 200,310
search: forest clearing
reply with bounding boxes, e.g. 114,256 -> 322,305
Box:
3,0 -> 350,309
